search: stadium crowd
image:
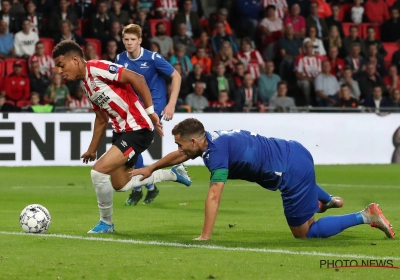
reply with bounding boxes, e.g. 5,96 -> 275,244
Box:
0,0 -> 400,113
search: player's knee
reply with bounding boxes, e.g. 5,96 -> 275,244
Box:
91,169 -> 110,187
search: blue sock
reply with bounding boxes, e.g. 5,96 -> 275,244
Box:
317,185 -> 332,204
306,213 -> 364,238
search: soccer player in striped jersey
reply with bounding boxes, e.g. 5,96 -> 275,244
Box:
116,24 -> 182,206
52,40 -> 191,233
132,118 -> 395,240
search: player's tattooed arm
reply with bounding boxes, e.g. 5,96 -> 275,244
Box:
194,181 -> 225,241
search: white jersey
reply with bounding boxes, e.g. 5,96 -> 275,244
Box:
14,31 -> 39,57
82,60 -> 153,133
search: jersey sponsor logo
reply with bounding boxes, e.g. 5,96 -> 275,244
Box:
124,63 -> 128,68
108,64 -> 119,74
91,92 -> 111,108
90,81 -> 99,91
140,62 -> 149,68
121,140 -> 127,147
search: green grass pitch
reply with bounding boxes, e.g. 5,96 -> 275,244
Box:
0,165 -> 399,279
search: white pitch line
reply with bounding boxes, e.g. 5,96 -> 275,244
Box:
0,231 -> 399,260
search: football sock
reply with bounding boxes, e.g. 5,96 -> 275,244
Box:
118,170 -> 177,192
306,213 -> 364,238
316,185 -> 332,204
91,170 -> 113,225
146,184 -> 155,191
134,187 -> 142,191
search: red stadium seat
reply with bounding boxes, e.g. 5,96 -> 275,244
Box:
0,60 -> 4,77
383,42 -> 398,63
86,38 -> 102,58
16,100 -> 31,107
4,58 -> 28,76
361,24 -> 381,40
149,19 -> 171,37
76,19 -> 82,36
342,23 -> 361,37
338,4 -> 353,21
39,38 -> 55,56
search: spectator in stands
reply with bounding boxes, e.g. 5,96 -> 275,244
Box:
314,0 -> 332,19
190,46 -> 211,75
391,39 -> 400,73
283,4 -> 306,38
287,0 -> 310,18
197,31 -> 213,57
48,0 -> 78,37
150,41 -> 161,53
384,65 -> 400,92
236,37 -> 265,80
44,73 -> 71,108
10,0 -> 24,16
351,0 -> 364,24
233,62 -> 246,89
173,0 -> 202,38
295,41 -> 322,105
173,23 -> 196,56
169,44 -> 193,78
262,0 -> 288,19
381,7 -> 400,42
257,61 -> 281,103
29,60 -> 50,100
327,46 -> 344,77
336,84 -> 359,108
179,0 -> 204,18
366,45 -> 387,77
122,0 -> 140,22
315,60 -> 340,106
325,3 -> 344,37
339,66 -> 361,100
14,19 -> 39,59
105,21 -> 124,54
74,0 -> 95,20
324,26 -> 344,58
363,85 -> 391,112
0,95 -> 18,112
68,85 -> 91,113
306,2 -> 328,39
212,40 -> 238,75
0,20 -> 14,58
110,0 -> 130,27
364,26 -> 387,60
343,25 -> 367,57
364,0 -> 389,25
207,61 -> 235,101
27,92 -> 55,112
185,81 -> 209,112
91,0 -> 112,41
0,60 -> 30,103
84,42 -> 99,60
186,62 -> 208,94
269,81 -> 297,112
344,43 -> 367,78
169,62 -> 189,100
102,39 -> 118,62
34,0 -> 54,19
206,90 -> 234,112
389,88 -> 400,107
234,73 -> 261,112
211,21 -> 238,54
151,22 -> 174,59
279,22 -> 302,82
28,41 -> 54,78
259,5 -> 283,61
209,8 -> 233,35
358,62 -> 387,100
234,0 -> 263,39
54,20 -> 87,46
154,0 -> 178,21
0,0 -> 20,34
134,9 -> 151,49
25,1 -> 46,36
303,25 -> 326,55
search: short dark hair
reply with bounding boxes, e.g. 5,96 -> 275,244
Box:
52,40 -> 83,59
340,84 -> 349,89
277,81 -> 287,87
172,118 -> 205,140
266,4 -> 276,11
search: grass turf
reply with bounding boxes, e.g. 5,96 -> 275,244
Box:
0,165 -> 399,279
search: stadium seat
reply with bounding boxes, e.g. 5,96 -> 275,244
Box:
80,18 -> 90,37
39,38 -> 55,56
76,19 -> 82,36
16,100 -> 31,107
149,19 -> 171,37
200,18 -> 209,34
4,58 -> 28,76
361,24 -> 381,40
342,23 -> 361,37
383,42 -> 398,64
338,4 -> 353,21
86,38 -> 102,58
0,60 -> 4,77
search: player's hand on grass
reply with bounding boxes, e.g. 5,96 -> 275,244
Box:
129,167 -> 152,180
193,235 -> 210,241
162,103 -> 175,121
81,151 -> 96,164
149,113 -> 163,136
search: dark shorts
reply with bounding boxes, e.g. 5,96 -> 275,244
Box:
112,129 -> 154,168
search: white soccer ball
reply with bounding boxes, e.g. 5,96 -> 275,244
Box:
19,204 -> 51,233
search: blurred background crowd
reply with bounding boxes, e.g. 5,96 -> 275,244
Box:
0,0 -> 400,113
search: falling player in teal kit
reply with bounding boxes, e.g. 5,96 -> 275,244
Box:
131,118 -> 395,240
116,24 -> 182,205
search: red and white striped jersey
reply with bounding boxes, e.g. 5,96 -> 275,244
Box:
27,15 -> 39,34
236,50 -> 265,80
29,54 -> 55,77
262,0 -> 288,19
82,60 -> 153,133
68,95 -> 91,112
295,55 -> 323,78
154,0 -> 178,21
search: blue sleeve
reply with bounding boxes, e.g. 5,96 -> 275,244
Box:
115,54 -> 121,64
207,141 -> 229,172
153,52 -> 174,76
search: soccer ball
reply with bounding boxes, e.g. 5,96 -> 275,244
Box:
19,204 -> 51,234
